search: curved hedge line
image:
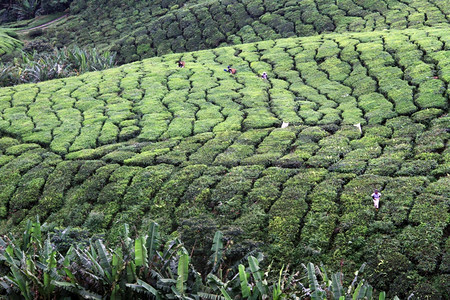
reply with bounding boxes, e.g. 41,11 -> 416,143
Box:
36,0 -> 450,63
0,28 -> 449,298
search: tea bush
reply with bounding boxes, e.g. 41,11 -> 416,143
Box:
0,24 -> 448,299
8,0 -> 445,64
0,28 -> 22,56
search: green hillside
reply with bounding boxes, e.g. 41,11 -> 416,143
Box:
36,0 -> 450,63
0,26 -> 449,297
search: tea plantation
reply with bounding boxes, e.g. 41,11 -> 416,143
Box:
0,24 -> 449,297
37,0 -> 450,63
0,29 -> 21,56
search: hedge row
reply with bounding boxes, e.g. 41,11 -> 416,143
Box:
1,29 -> 448,158
27,0 -> 450,63
0,123 -> 448,298
0,26 -> 449,298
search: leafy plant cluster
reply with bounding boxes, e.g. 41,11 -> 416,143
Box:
0,218 -> 389,299
0,13 -> 448,300
28,0 -> 449,63
0,45 -> 116,86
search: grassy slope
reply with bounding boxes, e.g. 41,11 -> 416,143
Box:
0,26 -> 449,297
37,0 -> 450,63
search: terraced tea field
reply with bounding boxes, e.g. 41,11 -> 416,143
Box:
0,29 -> 21,56
41,0 -> 450,62
0,26 -> 449,296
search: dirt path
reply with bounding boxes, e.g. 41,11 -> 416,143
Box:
18,14 -> 69,33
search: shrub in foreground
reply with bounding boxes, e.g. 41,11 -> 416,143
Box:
0,219 -> 390,299
0,46 -> 116,87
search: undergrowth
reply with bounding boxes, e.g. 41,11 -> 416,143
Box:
0,46 -> 116,86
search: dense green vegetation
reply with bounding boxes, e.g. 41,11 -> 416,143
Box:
17,0 -> 450,63
0,219 -> 385,299
0,0 -> 72,22
1,0 -> 449,298
0,24 -> 449,297
0,46 -> 117,86
0,28 -> 22,56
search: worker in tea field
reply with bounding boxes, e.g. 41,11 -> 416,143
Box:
371,189 -> 381,211
224,65 -> 237,74
177,61 -> 185,68
261,72 -> 268,79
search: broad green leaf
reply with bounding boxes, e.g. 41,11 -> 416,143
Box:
206,273 -> 224,290
95,240 -> 112,280
320,262 -> 329,284
135,237 -> 147,267
53,281 -> 102,299
137,279 -> 159,295
10,266 -> 31,300
238,264 -> 251,298
307,262 -> 319,295
63,246 -> 74,268
126,261 -> 136,283
358,285 -> 367,299
3,246 -> 16,265
63,267 -> 77,283
43,272 -> 51,293
31,218 -> 42,248
176,253 -> 189,295
353,280 -> 364,300
332,272 -> 343,299
121,224 -> 133,250
146,222 -> 160,261
248,256 -> 268,296
210,231 -> 223,273
366,285 -> 373,299
47,250 -> 57,270
220,287 -> 233,300
22,220 -> 32,250
85,250 -> 105,278
112,253 -> 119,269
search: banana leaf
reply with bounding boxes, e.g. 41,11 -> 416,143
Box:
220,287 -> 233,300
248,256 -> 268,296
95,240 -> 112,280
53,281 -> 102,300
135,236 -> 147,267
307,262 -> 319,297
146,222 -> 160,261
238,264 -> 251,298
176,253 -> 189,295
331,272 -> 343,299
352,280 -> 364,300
210,231 -> 223,273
